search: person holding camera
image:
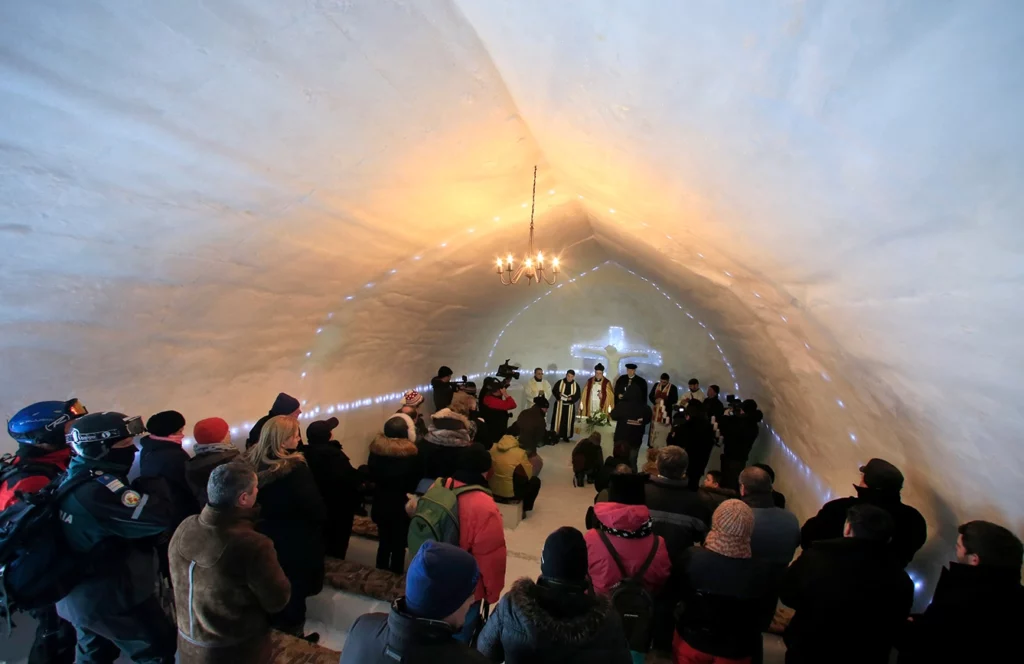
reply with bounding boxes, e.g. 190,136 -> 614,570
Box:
432,366 -> 456,411
479,378 -> 517,449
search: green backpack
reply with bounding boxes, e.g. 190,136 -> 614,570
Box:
408,478 -> 491,559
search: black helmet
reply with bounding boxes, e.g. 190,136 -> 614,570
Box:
7,399 -> 89,447
66,412 -> 145,460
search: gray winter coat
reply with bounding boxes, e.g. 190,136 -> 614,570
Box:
477,578 -> 632,664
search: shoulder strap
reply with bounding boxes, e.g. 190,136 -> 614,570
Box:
597,529 -> 629,579
633,537 -> 659,581
55,471 -> 98,501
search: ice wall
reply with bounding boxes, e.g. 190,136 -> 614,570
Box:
2,0 -> 1023,597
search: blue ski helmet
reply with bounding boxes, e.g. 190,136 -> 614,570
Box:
7,399 -> 89,447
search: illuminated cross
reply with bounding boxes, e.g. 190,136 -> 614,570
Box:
570,326 -> 663,378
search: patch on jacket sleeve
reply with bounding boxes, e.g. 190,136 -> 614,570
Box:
120,490 -> 141,507
95,474 -> 125,492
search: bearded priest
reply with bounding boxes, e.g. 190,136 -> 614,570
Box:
581,363 -> 615,418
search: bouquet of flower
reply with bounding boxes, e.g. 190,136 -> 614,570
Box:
584,411 -> 611,431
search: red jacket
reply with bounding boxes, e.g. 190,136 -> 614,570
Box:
451,479 -> 507,603
0,448 -> 72,511
482,394 -> 517,411
585,502 -> 672,595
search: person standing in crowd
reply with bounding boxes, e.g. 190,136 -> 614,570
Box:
419,408 -> 475,483
609,395 -> 652,472
514,395 -> 549,455
139,410 -> 200,532
699,470 -> 738,511
680,378 -> 706,407
740,467 -> 800,569
185,417 -> 240,507
57,412 -> 177,664
614,363 -> 648,407
447,445 -> 508,643
801,458 -> 926,568
243,415 -> 326,640
170,462 -> 291,664
672,499 -> 772,664
713,398 -> 763,489
523,367 -> 552,404
340,541 -> 491,664
581,363 -> 615,419
304,417 -> 363,560
432,366 -> 456,411
898,520 -> 1024,663
752,463 -> 786,508
477,526 -> 632,664
489,434 -> 541,514
648,373 -> 678,449
479,380 -> 517,448
398,390 -> 429,439
586,473 -> 671,663
703,384 -> 725,420
644,447 -> 711,557
667,400 -> 715,490
550,370 -> 581,442
246,392 -> 301,449
3,399 -> 88,664
782,504 -> 913,664
369,414 -> 422,574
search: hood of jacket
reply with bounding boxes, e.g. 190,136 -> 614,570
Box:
370,434 -> 419,458
507,578 -> 612,645
495,435 -> 521,453
424,426 -> 473,448
256,455 -> 305,487
594,501 -> 652,531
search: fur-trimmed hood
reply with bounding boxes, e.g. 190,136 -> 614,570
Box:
370,433 -> 419,458
506,578 -> 614,644
424,424 -> 474,448
255,455 -> 305,487
430,407 -> 471,429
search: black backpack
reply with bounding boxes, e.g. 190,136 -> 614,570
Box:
598,529 -> 659,652
0,454 -> 61,491
0,470 -> 94,630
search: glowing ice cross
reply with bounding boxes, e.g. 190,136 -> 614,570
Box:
570,326 -> 663,377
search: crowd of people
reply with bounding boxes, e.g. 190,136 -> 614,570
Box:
0,365 -> 1022,664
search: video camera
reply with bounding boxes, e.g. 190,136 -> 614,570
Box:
496,359 -> 520,381
450,375 -> 477,396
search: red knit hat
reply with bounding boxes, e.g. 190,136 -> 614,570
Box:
193,417 -> 230,445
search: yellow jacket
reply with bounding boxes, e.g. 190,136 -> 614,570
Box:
488,435 -> 532,498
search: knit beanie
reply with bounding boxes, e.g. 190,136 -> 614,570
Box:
405,541 -> 480,619
193,417 -> 230,445
383,414 -> 416,442
704,499 -> 754,559
402,390 -> 424,408
541,527 -> 589,583
270,392 -> 301,416
146,411 -> 186,437
607,472 -> 647,506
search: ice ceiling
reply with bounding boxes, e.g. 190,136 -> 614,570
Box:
2,1 -> 1023,578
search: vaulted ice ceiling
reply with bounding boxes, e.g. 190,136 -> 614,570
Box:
2,1 -> 1022,579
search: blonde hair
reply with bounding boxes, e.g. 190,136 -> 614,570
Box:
244,415 -> 304,472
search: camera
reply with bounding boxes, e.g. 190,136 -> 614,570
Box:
496,359 -> 521,381
451,375 -> 477,396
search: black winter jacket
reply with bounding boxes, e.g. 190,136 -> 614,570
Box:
477,578 -> 632,664
185,445 -> 240,507
339,599 -> 490,664
367,434 -> 421,530
137,436 -> 200,528
255,458 -> 327,595
418,426 -> 474,482
673,546 -> 774,660
800,485 -> 927,568
898,562 -> 1024,663
610,401 -> 652,449
712,412 -> 761,462
781,537 -> 913,664
703,395 -> 725,421
304,439 -> 363,555
644,476 -> 710,558
431,377 -> 455,411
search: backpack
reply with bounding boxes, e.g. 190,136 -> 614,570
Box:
0,470 -> 94,628
597,529 -> 659,652
0,455 -> 61,505
407,477 -> 490,559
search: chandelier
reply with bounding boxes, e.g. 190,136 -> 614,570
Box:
496,165 -> 560,285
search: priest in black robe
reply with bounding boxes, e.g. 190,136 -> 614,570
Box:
614,363 -> 648,407
550,370 -> 581,442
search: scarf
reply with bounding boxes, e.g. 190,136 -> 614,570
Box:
149,433 -> 185,444
597,518 -> 653,539
193,443 -> 237,456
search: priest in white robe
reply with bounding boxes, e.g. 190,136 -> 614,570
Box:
550,370 -> 581,442
581,363 -> 615,417
523,367 -> 552,405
